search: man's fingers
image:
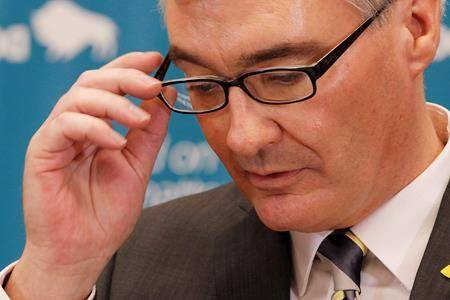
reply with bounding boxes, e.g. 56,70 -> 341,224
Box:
123,99 -> 171,182
101,51 -> 163,74
74,68 -> 162,99
39,112 -> 126,154
50,87 -> 151,128
47,51 -> 166,131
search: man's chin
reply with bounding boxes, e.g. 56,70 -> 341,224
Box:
248,192 -> 335,233
232,173 -> 338,231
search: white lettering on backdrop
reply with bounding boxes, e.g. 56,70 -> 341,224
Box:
144,135 -> 223,207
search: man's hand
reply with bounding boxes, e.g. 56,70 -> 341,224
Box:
5,52 -> 170,300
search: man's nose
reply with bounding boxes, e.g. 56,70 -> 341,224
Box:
226,87 -> 282,157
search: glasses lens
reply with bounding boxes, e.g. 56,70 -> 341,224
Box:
159,62 -> 226,113
161,80 -> 226,113
244,70 -> 314,102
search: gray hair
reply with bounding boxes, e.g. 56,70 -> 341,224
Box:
158,0 -> 447,16
346,0 -> 446,17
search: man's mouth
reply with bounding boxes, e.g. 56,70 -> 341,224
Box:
244,169 -> 302,190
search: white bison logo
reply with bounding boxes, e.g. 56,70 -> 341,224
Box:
435,24 -> 450,62
31,0 -> 118,62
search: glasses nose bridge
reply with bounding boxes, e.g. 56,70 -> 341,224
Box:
225,76 -> 254,102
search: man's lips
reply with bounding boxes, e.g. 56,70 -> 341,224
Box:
244,169 -> 303,190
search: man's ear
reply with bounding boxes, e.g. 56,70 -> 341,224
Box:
403,0 -> 442,78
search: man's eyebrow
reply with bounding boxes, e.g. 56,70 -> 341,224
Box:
239,42 -> 328,67
168,41 -> 328,71
169,46 -> 214,70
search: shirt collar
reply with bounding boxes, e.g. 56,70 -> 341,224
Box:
290,103 -> 450,296
290,230 -> 331,297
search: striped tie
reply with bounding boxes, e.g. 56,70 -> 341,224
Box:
317,230 -> 367,300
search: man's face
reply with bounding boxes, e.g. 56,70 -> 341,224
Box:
165,0 -> 416,232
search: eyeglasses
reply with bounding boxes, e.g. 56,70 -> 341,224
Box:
154,4 -> 388,114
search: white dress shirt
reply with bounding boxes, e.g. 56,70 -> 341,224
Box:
290,103 -> 450,299
1,103 -> 450,300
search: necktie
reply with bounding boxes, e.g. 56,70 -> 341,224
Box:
317,230 -> 367,300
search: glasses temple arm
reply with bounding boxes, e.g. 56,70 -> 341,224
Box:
313,4 -> 388,79
155,53 -> 172,80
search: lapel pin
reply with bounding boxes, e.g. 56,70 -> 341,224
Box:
441,265 -> 450,279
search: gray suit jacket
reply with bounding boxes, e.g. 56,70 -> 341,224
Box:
96,183 -> 450,300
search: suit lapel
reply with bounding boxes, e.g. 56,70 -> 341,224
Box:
410,180 -> 450,299
213,190 -> 292,300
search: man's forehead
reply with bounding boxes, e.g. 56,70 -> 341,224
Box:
165,0 -> 313,24
164,0 -> 353,20
165,0 -> 353,43
164,1 -> 353,72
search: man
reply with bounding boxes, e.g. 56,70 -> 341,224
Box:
1,0 -> 449,299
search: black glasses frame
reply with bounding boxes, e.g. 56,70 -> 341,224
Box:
154,3 -> 388,114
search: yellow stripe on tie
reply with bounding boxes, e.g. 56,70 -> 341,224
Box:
332,290 -> 346,300
441,265 -> 450,278
345,232 -> 368,256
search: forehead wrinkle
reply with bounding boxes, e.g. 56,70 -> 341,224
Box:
171,0 -> 298,32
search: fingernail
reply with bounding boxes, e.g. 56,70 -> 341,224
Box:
129,104 -> 151,121
111,131 -> 126,145
139,73 -> 160,87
